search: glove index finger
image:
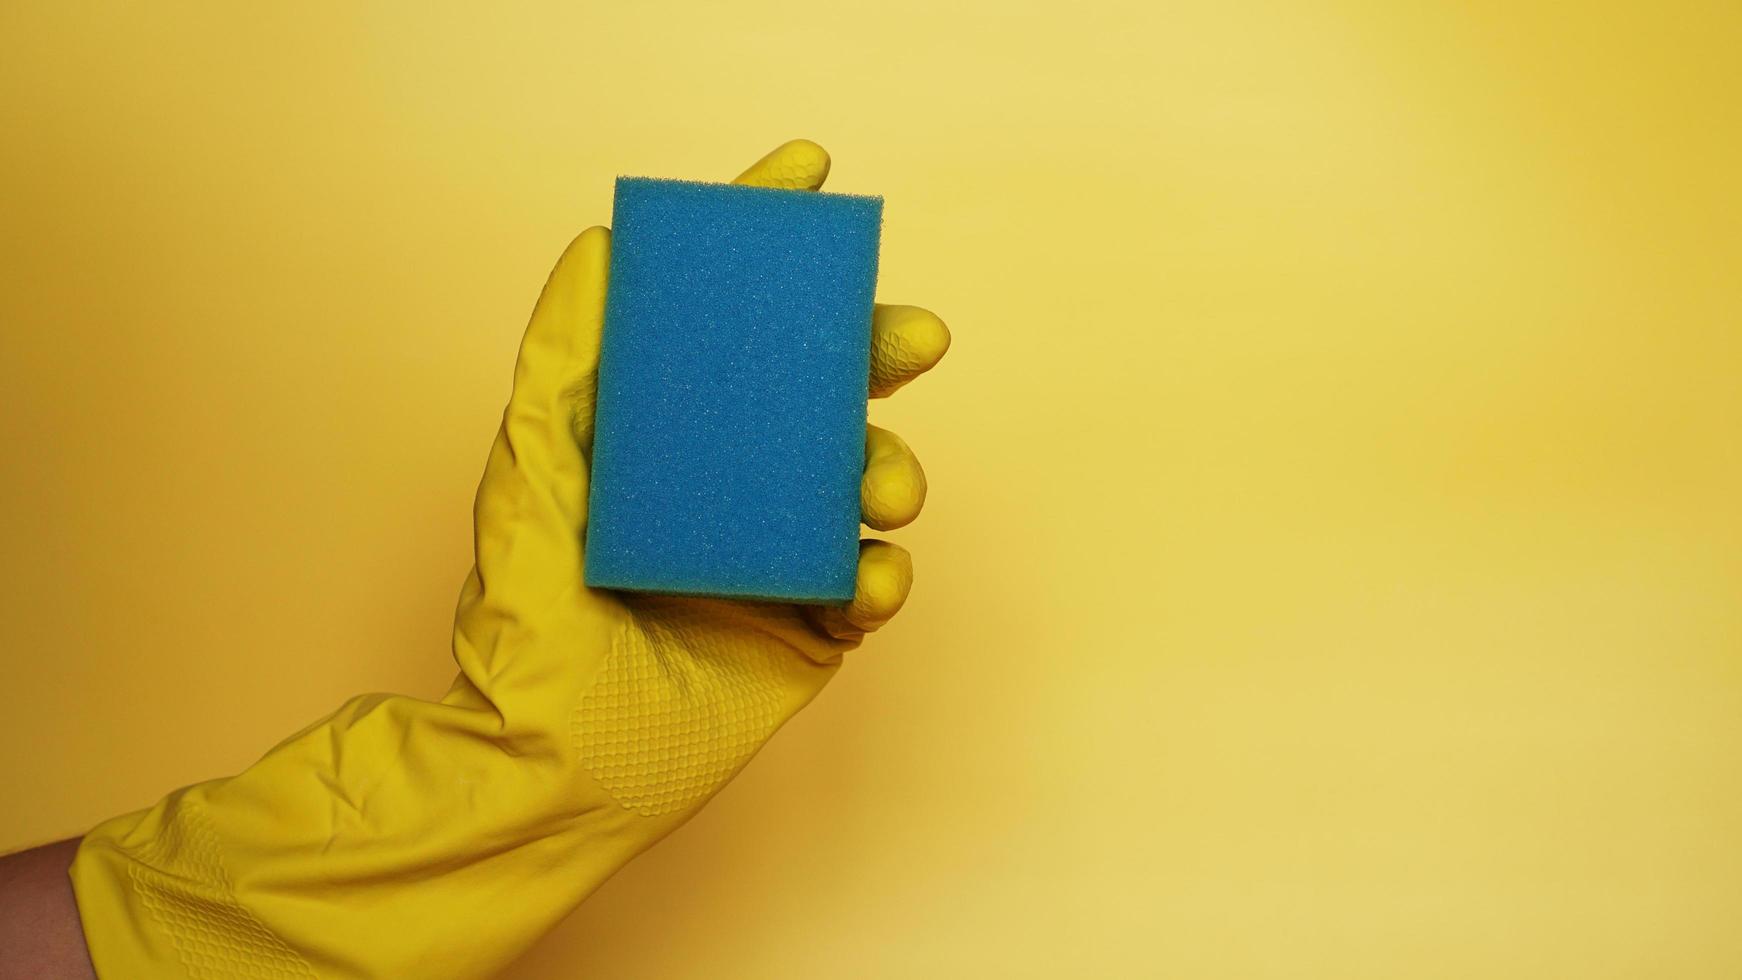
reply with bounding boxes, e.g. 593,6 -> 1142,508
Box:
870,304 -> 951,397
733,139 -> 831,191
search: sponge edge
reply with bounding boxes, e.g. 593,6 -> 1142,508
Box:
584,177 -> 883,604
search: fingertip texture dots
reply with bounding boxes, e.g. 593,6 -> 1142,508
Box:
585,177 -> 882,603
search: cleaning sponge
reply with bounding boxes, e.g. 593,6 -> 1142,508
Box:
584,177 -> 883,603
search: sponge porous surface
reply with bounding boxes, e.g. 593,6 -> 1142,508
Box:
584,177 -> 882,603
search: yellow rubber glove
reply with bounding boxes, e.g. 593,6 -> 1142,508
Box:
70,140 -> 950,980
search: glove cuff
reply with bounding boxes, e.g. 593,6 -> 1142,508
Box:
72,788 -> 319,979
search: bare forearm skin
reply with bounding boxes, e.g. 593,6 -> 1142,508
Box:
0,839 -> 96,979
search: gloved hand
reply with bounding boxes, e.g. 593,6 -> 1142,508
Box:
70,140 -> 949,980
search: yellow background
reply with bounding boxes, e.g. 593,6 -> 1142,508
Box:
3,2 -> 1740,976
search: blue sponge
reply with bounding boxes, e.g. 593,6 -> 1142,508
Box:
584,177 -> 883,603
